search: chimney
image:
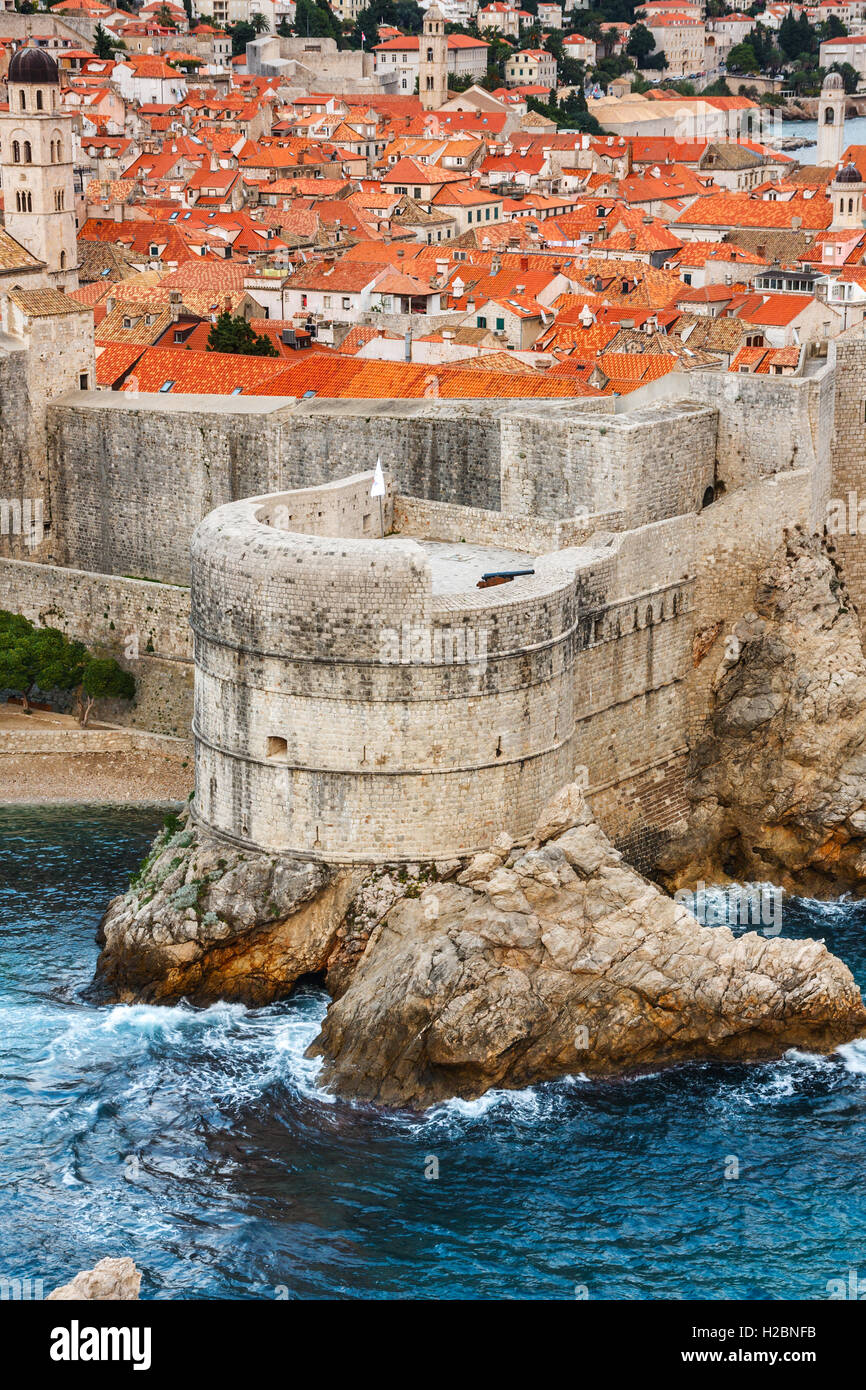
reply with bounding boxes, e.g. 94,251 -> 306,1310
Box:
169,289 -> 182,322
628,231 -> 636,250
520,255 -> 529,270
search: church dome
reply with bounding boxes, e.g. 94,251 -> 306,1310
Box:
823,71 -> 844,91
835,160 -> 862,184
8,46 -> 60,85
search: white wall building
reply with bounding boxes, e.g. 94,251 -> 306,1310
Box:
504,48 -> 557,87
373,33 -> 489,92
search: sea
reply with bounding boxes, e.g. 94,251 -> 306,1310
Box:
1,804 -> 866,1301
780,114 -> 866,160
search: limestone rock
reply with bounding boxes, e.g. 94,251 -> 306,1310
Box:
94,810 -> 448,1007
529,779 -> 593,845
47,1258 -> 141,1301
310,784 -> 866,1108
661,532 -> 866,896
93,805 -> 363,1006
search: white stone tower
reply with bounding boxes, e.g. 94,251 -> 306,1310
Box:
419,3 -> 448,112
818,71 -> 846,169
830,159 -> 865,231
0,45 -> 78,291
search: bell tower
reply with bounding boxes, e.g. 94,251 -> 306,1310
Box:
830,159 -> 865,231
818,71 -> 846,168
0,45 -> 78,291
419,3 -> 448,113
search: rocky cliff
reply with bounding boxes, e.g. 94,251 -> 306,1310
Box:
96,782 -> 865,1110
310,783 -> 866,1107
660,530 -> 866,897
94,806 -> 451,1007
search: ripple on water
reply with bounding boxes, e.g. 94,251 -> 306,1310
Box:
2,805 -> 866,1300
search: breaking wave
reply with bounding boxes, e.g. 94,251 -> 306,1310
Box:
3,806 -> 866,1300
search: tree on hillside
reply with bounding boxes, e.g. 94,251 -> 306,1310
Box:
727,40 -> 760,73
830,60 -> 859,94
821,14 -> 847,40
93,23 -> 117,58
0,612 -> 135,725
294,0 -> 342,42
206,311 -> 279,356
625,21 -> 655,65
394,0 -> 424,32
229,19 -> 256,52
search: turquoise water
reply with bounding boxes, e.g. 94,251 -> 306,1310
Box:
2,805 -> 866,1300
784,114 -> 866,160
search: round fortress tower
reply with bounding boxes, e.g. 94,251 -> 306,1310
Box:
190,471 -> 577,862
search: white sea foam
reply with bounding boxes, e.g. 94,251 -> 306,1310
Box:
836,1040 -> 866,1074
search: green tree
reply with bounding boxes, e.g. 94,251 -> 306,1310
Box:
727,40 -> 759,73
206,311 -> 279,356
79,659 -> 136,726
394,0 -> 424,31
626,21 -> 655,64
93,22 -> 117,58
229,19 -> 256,52
526,92 -> 600,132
294,0 -> 342,42
155,2 -> 174,24
250,10 -> 270,32
822,14 -> 848,40
830,60 -> 859,93
0,614 -> 133,724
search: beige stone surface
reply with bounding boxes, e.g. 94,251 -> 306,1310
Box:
311,782 -> 866,1108
47,1257 -> 141,1301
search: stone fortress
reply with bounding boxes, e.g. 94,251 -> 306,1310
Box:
3,323 -> 862,870
2,46 -> 866,869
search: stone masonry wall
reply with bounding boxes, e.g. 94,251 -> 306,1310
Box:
499,400 -> 718,525
191,490 -> 578,859
829,336 -> 866,615
0,557 -> 193,735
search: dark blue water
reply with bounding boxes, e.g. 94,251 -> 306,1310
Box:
2,806 -> 866,1301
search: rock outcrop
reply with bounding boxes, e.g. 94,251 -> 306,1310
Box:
660,531 -> 866,897
310,782 -> 866,1108
94,806 -> 358,1005
47,1258 -> 141,1301
94,806 -> 450,1007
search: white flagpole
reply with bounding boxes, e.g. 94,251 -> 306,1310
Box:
371,456 -> 386,536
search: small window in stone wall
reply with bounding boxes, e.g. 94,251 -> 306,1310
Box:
267,737 -> 288,759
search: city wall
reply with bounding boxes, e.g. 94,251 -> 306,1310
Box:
0,342 -> 853,863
